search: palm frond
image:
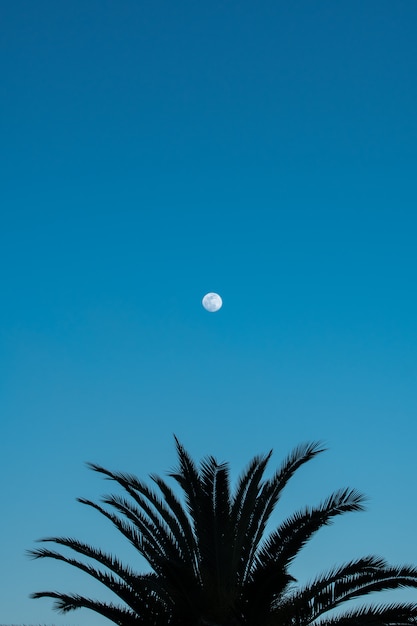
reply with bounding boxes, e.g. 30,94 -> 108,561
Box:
312,603 -> 417,626
254,488 -> 366,574
242,442 -> 325,582
150,472 -> 198,572
275,557 -> 417,623
77,497 -> 164,573
88,462 -> 195,569
27,546 -> 152,613
198,455 -> 236,601
102,492 -> 179,563
230,451 -> 273,583
169,436 -> 202,522
30,591 -> 148,625
29,536 -> 140,587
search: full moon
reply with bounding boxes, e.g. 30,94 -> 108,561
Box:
202,292 -> 223,312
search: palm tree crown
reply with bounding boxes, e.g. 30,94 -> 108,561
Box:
30,439 -> 417,626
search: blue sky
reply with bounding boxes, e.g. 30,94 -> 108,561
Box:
1,1 -> 417,624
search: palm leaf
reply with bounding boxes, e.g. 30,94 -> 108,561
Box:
253,488 -> 366,574
89,462 -> 196,568
313,603 -> 417,626
276,558 -> 417,623
29,535 -> 140,587
242,442 -> 325,581
31,591 -> 149,625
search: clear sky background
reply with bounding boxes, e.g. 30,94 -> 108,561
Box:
1,1 -> 417,624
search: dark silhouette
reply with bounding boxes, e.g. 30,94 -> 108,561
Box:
30,439 -> 417,625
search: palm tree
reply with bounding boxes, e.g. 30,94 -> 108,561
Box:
30,439 -> 417,626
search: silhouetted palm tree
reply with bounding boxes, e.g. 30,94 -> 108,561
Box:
30,439 -> 417,626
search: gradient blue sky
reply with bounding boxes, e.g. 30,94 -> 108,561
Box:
1,2 -> 417,624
